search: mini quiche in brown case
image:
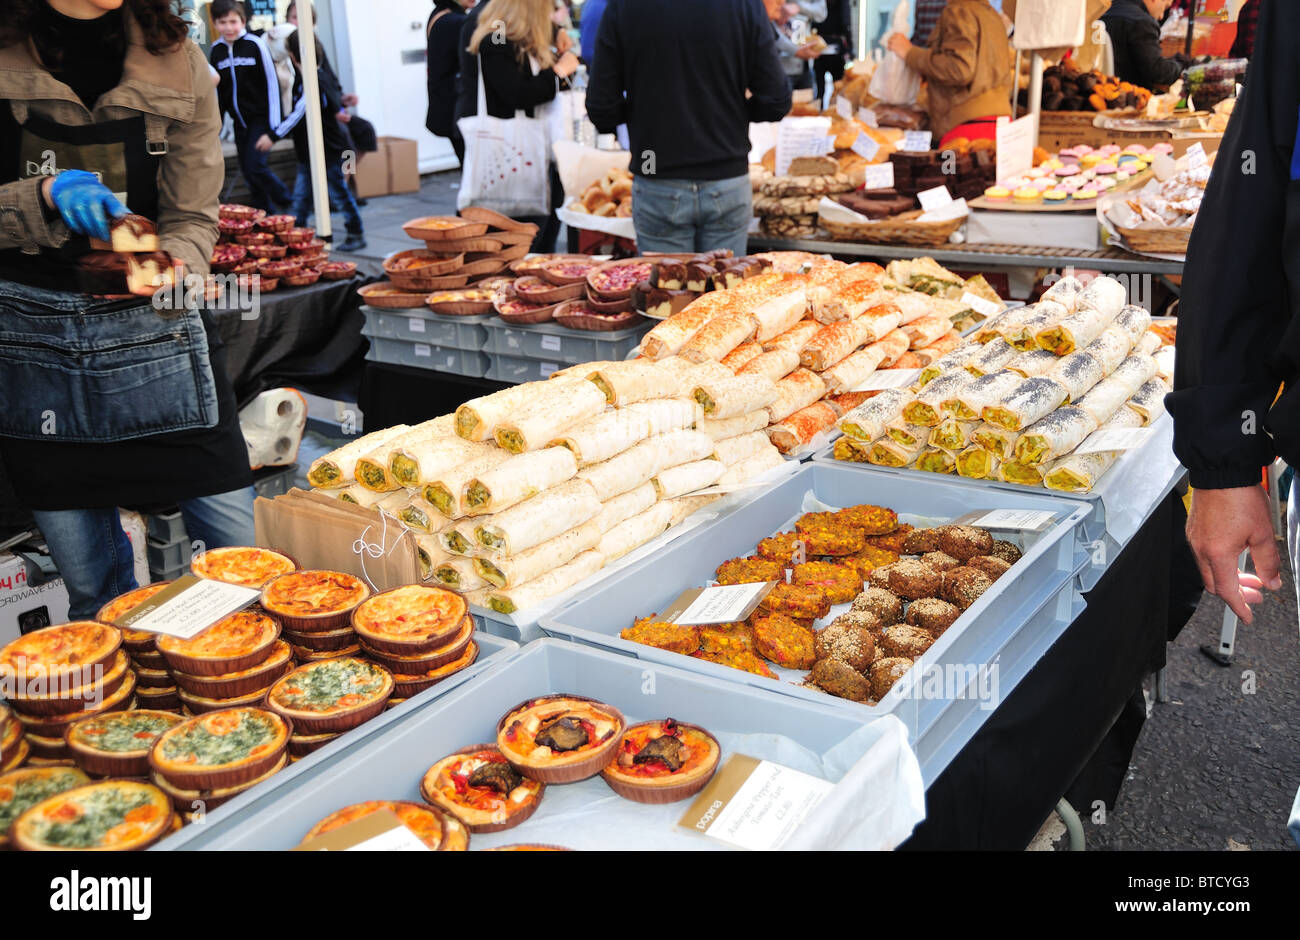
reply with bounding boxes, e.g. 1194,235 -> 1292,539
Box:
149,707 -> 290,791
389,641 -> 478,699
1,707 -> 22,764
24,732 -> 70,761
601,718 -> 721,804
150,752 -> 287,813
96,582 -> 172,650
133,665 -> 175,688
134,685 -> 181,711
176,685 -> 272,715
65,710 -> 185,778
300,799 -> 453,851
351,585 -> 468,655
13,674 -> 136,738
0,621 -> 122,691
7,650 -> 132,716
189,546 -> 297,588
264,657 -> 394,734
128,648 -> 168,668
358,614 -> 473,673
157,610 -> 281,677
287,730 -> 340,758
260,570 -> 370,633
12,780 -> 175,851
291,642 -> 362,662
496,694 -> 626,784
282,626 -> 358,652
0,765 -> 91,848
166,637 -> 294,699
420,743 -> 545,834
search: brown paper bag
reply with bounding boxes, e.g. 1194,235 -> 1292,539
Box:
254,489 -> 422,593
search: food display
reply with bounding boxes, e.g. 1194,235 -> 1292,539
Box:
264,658 -> 395,734
601,718 -> 721,804
66,710 -> 185,778
211,203 -> 358,293
148,707 -> 290,792
420,744 -> 546,832
1027,64 -> 1152,113
157,610 -> 281,677
260,570 -> 371,632
982,143 -> 1159,209
496,694 -> 626,783
190,546 -> 297,588
10,780 -> 176,851
566,166 -> 634,219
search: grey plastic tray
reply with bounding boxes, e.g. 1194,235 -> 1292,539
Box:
156,639 -> 892,851
484,352 -> 563,385
541,462 -> 1091,783
146,537 -> 191,572
360,306 -> 492,351
362,328 -> 490,378
482,318 -> 650,365
154,631 -> 517,849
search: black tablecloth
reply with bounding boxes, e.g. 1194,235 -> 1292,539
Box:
357,362 -> 510,431
902,488 -> 1202,849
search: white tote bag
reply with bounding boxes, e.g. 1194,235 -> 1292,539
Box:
457,55 -> 552,218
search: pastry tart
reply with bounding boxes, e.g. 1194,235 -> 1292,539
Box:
420,743 -> 545,833
151,752 -> 287,813
170,639 -> 294,699
300,800 -> 454,851
389,641 -> 479,699
351,585 -> 467,655
496,694 -> 625,783
8,650 -> 131,716
264,657 -> 394,734
0,621 -> 122,691
358,615 -> 472,673
157,610 -> 280,676
601,719 -> 721,803
0,765 -> 91,848
66,710 -> 184,778
190,546 -> 296,588
177,685 -> 272,714
260,570 -> 370,633
12,780 -> 174,851
96,582 -> 171,650
13,673 -> 135,737
149,707 -> 290,791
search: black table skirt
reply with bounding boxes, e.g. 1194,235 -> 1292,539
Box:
358,362 -> 510,430
903,489 -> 1202,849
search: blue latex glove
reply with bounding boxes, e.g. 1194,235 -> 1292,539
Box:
48,170 -> 129,243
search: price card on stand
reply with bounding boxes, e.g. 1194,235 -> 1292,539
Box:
679,755 -> 833,851
294,810 -> 432,852
953,508 -> 1059,532
112,576 -> 260,640
1185,142 -> 1208,170
917,186 -> 954,212
899,130 -> 932,152
662,582 -> 776,626
836,96 -> 854,119
857,107 -> 879,128
775,117 -> 833,175
994,114 -> 1036,184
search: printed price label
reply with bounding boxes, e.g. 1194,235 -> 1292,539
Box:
294,810 -> 431,852
861,162 -> 895,191
851,368 -> 922,392
407,317 -> 426,334
964,509 -> 1058,531
1185,142 -> 1208,170
836,96 -> 854,119
851,132 -> 880,162
114,576 -> 260,640
857,106 -> 879,128
679,755 -> 832,851
540,334 -> 563,352
1074,426 -> 1153,455
960,292 -> 1001,318
665,582 -> 775,626
899,130 -> 932,152
917,185 -> 953,212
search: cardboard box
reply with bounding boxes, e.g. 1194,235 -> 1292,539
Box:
353,147 -> 391,200
350,137 -> 422,199
967,208 -> 1101,252
0,552 -> 70,646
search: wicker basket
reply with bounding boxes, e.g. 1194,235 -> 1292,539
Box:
821,210 -> 964,248
1117,224 -> 1192,255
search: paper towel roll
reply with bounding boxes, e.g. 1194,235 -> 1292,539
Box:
239,388 -> 307,469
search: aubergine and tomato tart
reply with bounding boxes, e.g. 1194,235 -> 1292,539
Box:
300,800 -> 465,851
190,546 -> 296,588
496,694 -> 625,783
66,710 -> 185,778
0,765 -> 91,849
11,780 -> 175,851
420,743 -> 545,833
157,610 -> 280,677
96,582 -> 172,650
264,657 -> 394,734
351,585 -> 468,655
149,707 -> 290,791
601,718 -> 720,803
260,570 -> 370,632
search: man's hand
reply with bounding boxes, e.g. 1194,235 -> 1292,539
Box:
555,28 -> 572,55
255,134 -> 275,153
341,93 -> 359,107
886,32 -> 913,59
1186,484 -> 1283,623
337,111 -> 352,123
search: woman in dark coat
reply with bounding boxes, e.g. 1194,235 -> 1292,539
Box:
426,0 -> 470,165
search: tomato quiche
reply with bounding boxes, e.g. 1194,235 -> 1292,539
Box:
0,766 -> 91,848
96,582 -> 171,650
265,657 -> 394,734
601,719 -> 721,804
0,621 -> 122,688
149,707 -> 290,791
300,800 -> 452,851
260,570 -> 370,632
351,585 -> 467,655
420,743 -> 545,833
12,780 -> 175,851
150,752 -> 287,813
157,610 -> 280,676
190,546 -> 297,588
66,710 -> 184,778
9,650 -> 131,716
496,695 -> 626,783
170,639 -> 293,700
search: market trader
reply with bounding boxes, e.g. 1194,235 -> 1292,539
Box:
1164,0 -> 1297,846
1102,0 -> 1189,90
586,0 -> 791,257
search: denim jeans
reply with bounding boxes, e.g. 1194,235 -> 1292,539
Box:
1289,484 -> 1300,846
291,158 -> 364,236
235,125 -> 292,213
33,486 -> 257,619
632,174 -> 753,258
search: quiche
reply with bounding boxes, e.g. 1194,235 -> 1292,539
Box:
0,621 -> 122,687
12,780 -> 174,851
0,708 -> 21,765
170,639 -> 294,700
149,707 -> 290,791
134,685 -> 181,711
134,665 -> 175,688
157,610 -> 280,676
291,643 -> 362,662
286,730 -> 340,759
390,641 -> 479,699
176,685 -> 271,715
359,615 -> 473,673
601,719 -> 721,804
352,585 -> 467,655
13,670 -> 136,738
301,800 -> 450,851
8,650 -> 131,716
190,546 -> 296,588
420,743 -> 545,833
260,570 -> 370,632
150,753 -> 287,814
96,582 -> 171,649
282,626 -> 358,652
0,766 -> 91,848
265,657 -> 394,734
496,695 -> 626,783
25,731 -> 70,761
66,710 -> 184,778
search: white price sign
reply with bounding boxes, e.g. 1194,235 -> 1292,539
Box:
115,576 -> 261,640
899,130 -> 932,152
836,96 -> 854,119
672,582 -> 775,626
851,132 -> 880,162
965,509 -> 1058,531
679,755 -> 832,851
857,106 -> 879,128
861,162 -> 895,191
917,185 -> 954,212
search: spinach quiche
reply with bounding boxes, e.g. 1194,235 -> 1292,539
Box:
9,650 -> 131,717
149,707 -> 290,791
0,766 -> 91,848
601,719 -> 721,804
265,657 -> 394,734
66,710 -> 185,778
157,610 -> 280,676
0,621 -> 122,688
96,582 -> 171,650
351,585 -> 467,655
190,546 -> 297,588
171,639 -> 294,700
11,780 -> 174,851
300,800 -> 464,851
421,743 -> 545,833
151,752 -> 287,813
260,570 -> 370,632
496,695 -> 626,783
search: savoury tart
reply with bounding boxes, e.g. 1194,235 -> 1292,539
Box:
260,570 -> 370,633
358,614 -> 473,673
351,585 -> 467,655
601,719 -> 721,804
7,650 -> 131,716
264,657 -> 393,734
149,707 -> 290,790
190,546 -> 297,588
96,582 -> 172,650
170,639 -> 294,699
496,694 -> 626,783
13,673 -> 136,737
176,685 -> 273,715
420,742 -> 545,833
0,621 -> 122,688
390,641 -> 478,699
301,800 -> 449,851
12,780 -> 174,851
65,710 -> 184,778
0,765 -> 91,848
157,610 -> 280,676
150,752 -> 287,813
